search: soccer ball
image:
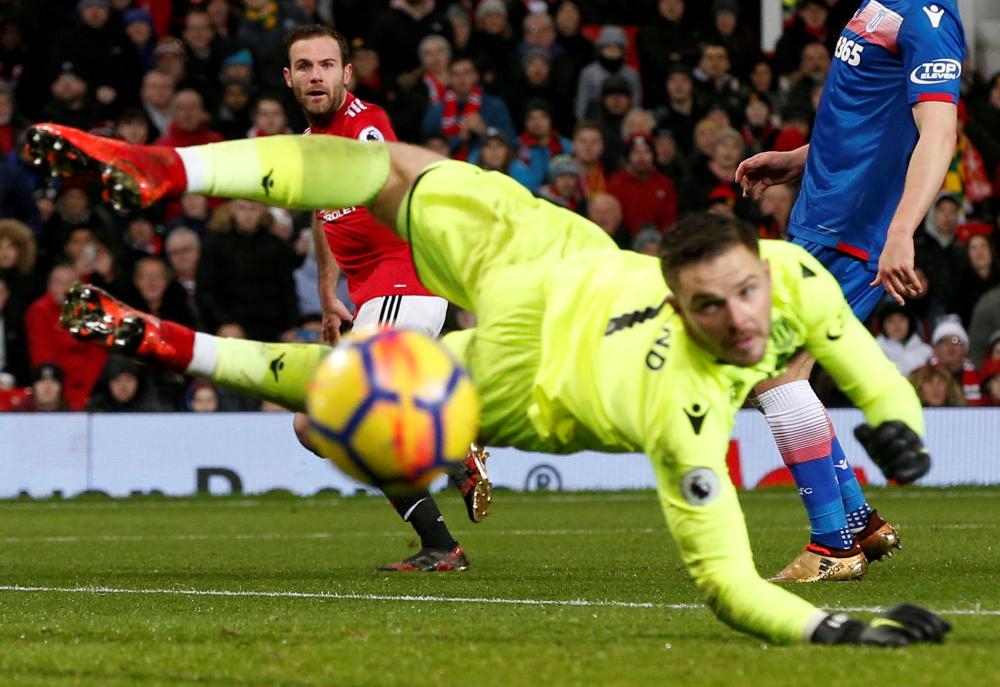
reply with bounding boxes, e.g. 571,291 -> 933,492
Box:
305,328 -> 480,493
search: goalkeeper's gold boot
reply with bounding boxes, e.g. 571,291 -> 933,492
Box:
857,510 -> 901,562
449,443 -> 492,523
770,543 -> 868,583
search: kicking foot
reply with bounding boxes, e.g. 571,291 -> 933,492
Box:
449,443 -> 492,523
770,543 -> 868,583
857,510 -> 901,562
377,544 -> 469,572
25,123 -> 183,212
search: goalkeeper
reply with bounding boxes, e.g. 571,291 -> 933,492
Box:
31,123 -> 948,647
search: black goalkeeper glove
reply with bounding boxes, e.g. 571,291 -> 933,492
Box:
854,420 -> 930,484
812,605 -> 951,647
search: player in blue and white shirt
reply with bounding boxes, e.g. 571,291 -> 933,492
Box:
735,0 -> 964,580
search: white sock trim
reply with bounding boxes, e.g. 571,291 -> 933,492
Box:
755,379 -> 818,415
186,332 -> 218,376
175,147 -> 206,194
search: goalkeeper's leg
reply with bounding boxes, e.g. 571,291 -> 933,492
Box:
61,283 -> 467,571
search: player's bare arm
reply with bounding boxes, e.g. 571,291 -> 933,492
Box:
873,101 -> 958,305
734,144 -> 809,200
310,213 -> 352,344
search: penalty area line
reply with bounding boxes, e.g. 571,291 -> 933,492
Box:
0,585 -> 998,616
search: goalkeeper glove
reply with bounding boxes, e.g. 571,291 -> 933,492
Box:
854,420 -> 930,484
811,605 -> 951,647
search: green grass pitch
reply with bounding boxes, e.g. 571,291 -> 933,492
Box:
1,487 -> 999,686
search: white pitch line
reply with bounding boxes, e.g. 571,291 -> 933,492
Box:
0,585 -> 998,617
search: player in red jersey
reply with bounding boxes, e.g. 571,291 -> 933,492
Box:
284,25 -> 490,571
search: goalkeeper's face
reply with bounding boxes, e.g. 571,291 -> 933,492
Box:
668,244 -> 772,366
285,36 -> 351,122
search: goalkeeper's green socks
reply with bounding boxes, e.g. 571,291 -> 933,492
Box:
174,135 -> 391,210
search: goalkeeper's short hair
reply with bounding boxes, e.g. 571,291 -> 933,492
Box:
659,213 -> 759,291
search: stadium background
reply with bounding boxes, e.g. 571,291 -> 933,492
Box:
1,0 -> 1000,494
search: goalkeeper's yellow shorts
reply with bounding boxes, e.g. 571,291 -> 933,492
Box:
398,160 -> 615,448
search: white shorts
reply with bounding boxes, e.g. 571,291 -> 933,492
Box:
353,295 -> 448,338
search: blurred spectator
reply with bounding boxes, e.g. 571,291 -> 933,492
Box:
415,34 -> 451,106
206,0 -> 239,39
115,107 -> 152,144
969,286 -> 1000,366
468,0 -> 517,90
164,227 -> 202,325
139,70 -> 175,140
16,363 -> 68,412
88,354 -> 171,412
979,358 -> 1000,407
236,0 -> 308,90
123,213 -> 162,260
780,41 -> 830,114
123,8 -> 157,73
692,42 -> 746,123
553,1 -> 592,88
755,183 -> 795,239
688,127 -> 750,216
470,127 -> 514,173
943,101 -> 993,210
248,94 -> 291,137
740,92 -> 779,156
0,17 -> 46,121
198,199 -> 298,340
445,5 -> 472,57
928,316 -> 980,404
182,8 -> 229,96
965,72 -> 1000,184
636,0 -> 700,110
587,191 -> 628,247
0,218 -> 39,296
631,227 -> 662,256
607,133 -> 677,235
537,154 -> 586,215
347,37 -> 385,106
0,83 -> 28,155
40,62 -> 100,130
952,234 -> 1000,327
914,192 -> 963,313
655,63 -> 701,155
572,121 -> 608,197
0,275 -> 30,385
151,37 -> 188,88
748,58 -> 780,112
652,127 -> 688,186
705,0 -> 760,81
574,25 -> 640,124
124,255 -> 196,327
219,48 -> 255,86
52,0 -> 139,116
706,186 -> 737,217
510,99 -> 571,193
875,302 -> 933,377
587,75 -> 633,172
187,379 -> 220,412
166,194 -> 211,236
25,264 -> 107,409
511,12 -> 575,97
908,364 -> 966,408
0,157 -> 40,249
622,108 -> 656,140
62,226 -> 123,294
507,47 -> 574,135
772,104 -> 812,152
774,0 -> 831,77
368,0 -> 450,87
421,56 -> 516,160
155,89 -> 224,146
213,77 -> 253,140
421,134 -> 450,157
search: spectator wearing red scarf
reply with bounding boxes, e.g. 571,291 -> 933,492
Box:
509,99 -> 571,192
420,56 -> 516,160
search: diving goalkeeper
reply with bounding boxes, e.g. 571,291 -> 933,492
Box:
29,123 -> 947,647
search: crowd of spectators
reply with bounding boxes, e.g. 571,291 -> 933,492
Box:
0,0 -> 999,413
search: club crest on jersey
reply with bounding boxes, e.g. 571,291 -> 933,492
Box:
846,1 -> 903,53
910,58 -> 961,84
866,8 -> 887,32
